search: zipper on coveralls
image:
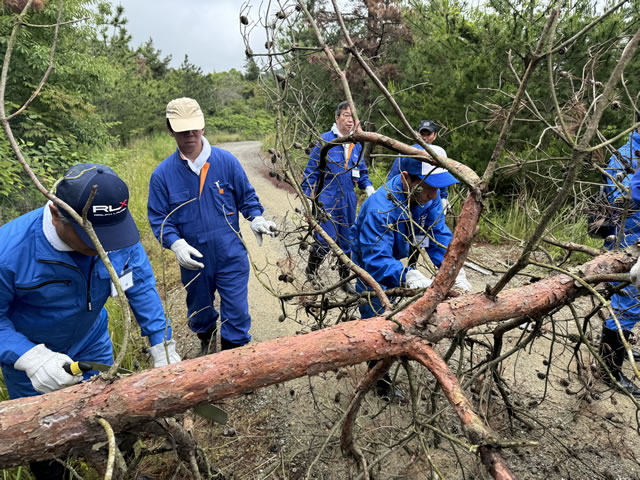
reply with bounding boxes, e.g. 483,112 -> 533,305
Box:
38,256 -> 99,312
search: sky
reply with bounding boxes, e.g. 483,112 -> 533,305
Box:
112,0 -> 266,74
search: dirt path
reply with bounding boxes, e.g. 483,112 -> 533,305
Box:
220,140 -> 300,344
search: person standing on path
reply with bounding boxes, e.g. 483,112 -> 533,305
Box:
301,101 -> 375,294
148,97 -> 277,355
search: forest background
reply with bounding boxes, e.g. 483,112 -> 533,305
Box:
2,0 -> 638,224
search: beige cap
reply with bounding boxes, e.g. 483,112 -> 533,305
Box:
166,97 -> 205,132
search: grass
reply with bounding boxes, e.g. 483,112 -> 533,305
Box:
472,195 -> 604,264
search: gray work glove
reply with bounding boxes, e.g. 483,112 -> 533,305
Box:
365,185 -> 376,197
14,344 -> 82,394
149,339 -> 181,368
405,269 -> 433,289
170,239 -> 204,270
250,216 -> 277,246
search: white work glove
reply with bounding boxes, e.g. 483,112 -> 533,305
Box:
149,339 -> 182,368
365,185 -> 376,197
453,267 -> 472,292
405,269 -> 433,289
631,257 -> 640,289
14,344 -> 82,394
250,215 -> 277,247
441,198 -> 449,212
170,239 -> 204,270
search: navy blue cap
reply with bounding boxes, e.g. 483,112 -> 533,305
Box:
399,156 -> 458,188
417,120 -> 438,133
56,163 -> 139,251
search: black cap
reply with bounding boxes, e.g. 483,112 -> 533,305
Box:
417,120 -> 438,134
55,163 -> 140,251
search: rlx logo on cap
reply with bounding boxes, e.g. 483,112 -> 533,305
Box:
93,199 -> 128,216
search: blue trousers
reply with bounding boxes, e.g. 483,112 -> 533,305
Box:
356,279 -> 386,320
180,241 -> 251,345
606,283 -> 640,332
314,205 -> 355,257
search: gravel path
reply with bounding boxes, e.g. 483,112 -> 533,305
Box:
219,140 -> 301,344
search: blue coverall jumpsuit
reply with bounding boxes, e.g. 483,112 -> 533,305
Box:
0,207 -> 171,399
604,131 -> 640,332
147,146 -> 264,345
301,130 -> 373,257
351,175 -> 453,319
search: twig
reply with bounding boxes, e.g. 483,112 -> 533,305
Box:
97,418 -> 116,480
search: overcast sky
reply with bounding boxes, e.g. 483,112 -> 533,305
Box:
113,0 -> 265,74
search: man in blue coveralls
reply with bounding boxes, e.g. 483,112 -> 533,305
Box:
388,120 -> 450,211
301,101 -> 376,294
148,97 -> 277,355
352,155 -> 471,399
0,163 -> 180,478
388,120 -> 452,268
600,115 -> 640,396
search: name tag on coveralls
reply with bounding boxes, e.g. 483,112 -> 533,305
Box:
111,268 -> 134,297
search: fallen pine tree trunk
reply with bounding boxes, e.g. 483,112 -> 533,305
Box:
0,246 -> 634,469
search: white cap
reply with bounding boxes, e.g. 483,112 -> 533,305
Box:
166,97 -> 205,132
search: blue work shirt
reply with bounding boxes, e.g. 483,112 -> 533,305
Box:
301,130 -> 372,219
604,131 -> 640,248
148,147 -> 264,250
0,207 -> 170,367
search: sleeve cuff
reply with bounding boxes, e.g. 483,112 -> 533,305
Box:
148,327 -> 172,347
163,233 -> 181,250
246,209 -> 264,221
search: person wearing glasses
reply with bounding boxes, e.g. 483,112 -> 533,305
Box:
301,101 -> 375,294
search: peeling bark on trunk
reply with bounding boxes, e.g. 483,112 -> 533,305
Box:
0,247 -> 635,468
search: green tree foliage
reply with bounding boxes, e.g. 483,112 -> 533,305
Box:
0,0 -> 114,146
271,0 -> 638,200
395,0 -> 640,193
0,0 -> 116,210
0,1 -> 275,217
165,55 -> 216,112
89,3 -> 174,143
244,58 -> 260,81
207,69 -> 274,137
275,0 -> 412,129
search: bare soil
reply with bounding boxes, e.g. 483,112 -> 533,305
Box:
152,141 -> 640,480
